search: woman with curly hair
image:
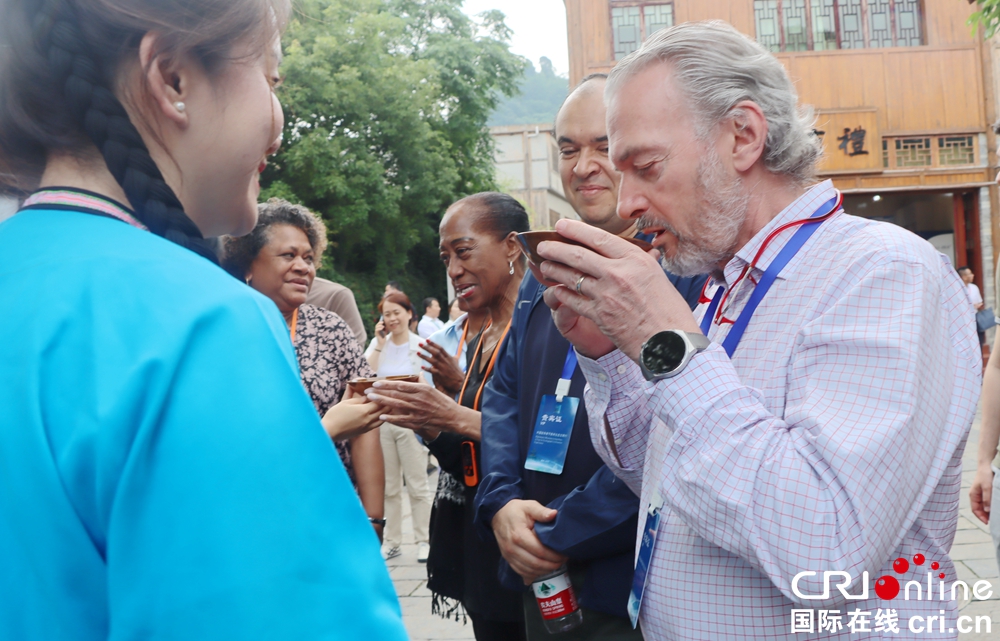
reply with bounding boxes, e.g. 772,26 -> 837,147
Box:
0,0 -> 405,637
223,198 -> 386,538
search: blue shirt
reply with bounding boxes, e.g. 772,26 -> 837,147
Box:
0,207 -> 408,640
422,313 -> 468,386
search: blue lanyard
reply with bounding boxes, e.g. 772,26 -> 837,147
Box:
562,347 -> 579,380
700,195 -> 841,357
554,346 -> 579,402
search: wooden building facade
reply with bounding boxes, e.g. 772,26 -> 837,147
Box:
564,0 -> 998,308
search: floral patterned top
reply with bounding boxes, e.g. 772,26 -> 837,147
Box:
292,304 -> 374,485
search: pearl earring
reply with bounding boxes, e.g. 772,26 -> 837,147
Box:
509,261 -> 514,275
174,101 -> 186,113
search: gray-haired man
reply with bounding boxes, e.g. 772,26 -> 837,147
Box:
538,21 -> 980,640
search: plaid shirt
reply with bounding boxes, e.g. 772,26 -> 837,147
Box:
579,181 -> 981,639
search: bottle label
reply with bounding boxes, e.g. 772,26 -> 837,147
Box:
532,573 -> 579,620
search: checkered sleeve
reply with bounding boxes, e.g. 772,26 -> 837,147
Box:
646,257 -> 980,607
579,348 -> 649,495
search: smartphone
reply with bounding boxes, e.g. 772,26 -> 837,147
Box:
461,440 -> 479,487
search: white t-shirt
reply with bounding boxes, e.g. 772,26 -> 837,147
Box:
376,339 -> 414,377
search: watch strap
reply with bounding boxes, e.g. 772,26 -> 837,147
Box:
687,332 -> 710,351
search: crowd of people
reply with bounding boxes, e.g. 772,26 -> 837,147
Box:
1,1 -> 997,640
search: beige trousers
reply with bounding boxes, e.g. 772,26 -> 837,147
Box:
380,422 -> 432,547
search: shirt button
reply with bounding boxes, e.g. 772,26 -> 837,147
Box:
614,438 -> 622,446
617,365 -> 627,374
598,373 -> 608,382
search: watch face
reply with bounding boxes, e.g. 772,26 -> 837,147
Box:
643,331 -> 687,374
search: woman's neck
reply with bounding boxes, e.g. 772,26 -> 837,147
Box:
281,308 -> 295,325
389,329 -> 409,345
485,269 -> 523,335
465,308 -> 490,336
40,153 -> 133,208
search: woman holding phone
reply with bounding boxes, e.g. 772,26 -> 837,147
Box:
365,292 -> 433,561
0,0 -> 405,637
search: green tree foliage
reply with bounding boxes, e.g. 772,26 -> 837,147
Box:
262,0 -> 523,330
968,0 -> 1000,38
489,56 -> 570,127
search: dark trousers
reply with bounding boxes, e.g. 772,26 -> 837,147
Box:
521,592 -> 643,640
469,611 -> 527,641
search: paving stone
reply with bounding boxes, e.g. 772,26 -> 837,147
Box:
955,528 -> 991,545
962,557 -> 1000,580
951,543 -> 999,563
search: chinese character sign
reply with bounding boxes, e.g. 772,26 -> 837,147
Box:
814,109 -> 880,173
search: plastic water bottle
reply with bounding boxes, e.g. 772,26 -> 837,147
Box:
531,565 -> 583,633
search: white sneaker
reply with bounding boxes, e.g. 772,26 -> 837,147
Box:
382,545 -> 401,561
417,542 -> 430,563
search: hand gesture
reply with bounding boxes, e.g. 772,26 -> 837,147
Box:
364,379 -> 457,441
321,397 -> 383,441
419,339 -> 464,396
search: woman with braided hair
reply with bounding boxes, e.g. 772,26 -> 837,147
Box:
0,1 -> 407,639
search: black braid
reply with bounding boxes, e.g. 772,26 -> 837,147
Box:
33,0 -> 219,263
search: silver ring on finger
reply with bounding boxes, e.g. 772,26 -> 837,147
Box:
575,273 -> 586,294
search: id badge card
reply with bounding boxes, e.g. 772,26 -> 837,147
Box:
524,394 -> 579,475
627,490 -> 663,629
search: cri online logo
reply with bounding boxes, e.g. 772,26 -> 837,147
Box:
792,554 -> 995,602
875,554 -> 938,600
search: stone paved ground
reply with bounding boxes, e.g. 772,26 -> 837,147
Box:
387,469 -> 475,641
389,410 -> 1000,639
948,408 -> 1000,639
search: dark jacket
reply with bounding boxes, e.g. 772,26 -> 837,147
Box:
474,265 -> 706,618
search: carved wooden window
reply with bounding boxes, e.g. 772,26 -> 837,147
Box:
880,135 -> 978,169
754,0 -> 923,52
894,137 -> 932,167
938,136 -> 976,166
611,2 -> 674,60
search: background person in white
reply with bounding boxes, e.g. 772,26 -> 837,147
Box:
536,21 -> 981,640
418,297 -> 445,339
958,266 -> 983,312
366,292 -> 433,562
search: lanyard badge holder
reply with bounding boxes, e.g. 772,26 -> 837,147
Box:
627,489 -> 663,629
524,348 -> 579,475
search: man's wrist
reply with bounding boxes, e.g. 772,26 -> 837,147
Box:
636,329 -> 710,381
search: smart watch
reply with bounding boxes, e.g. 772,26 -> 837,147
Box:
638,330 -> 711,381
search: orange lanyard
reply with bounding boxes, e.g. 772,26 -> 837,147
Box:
289,307 -> 299,342
456,317 -> 471,359
457,319 -> 512,411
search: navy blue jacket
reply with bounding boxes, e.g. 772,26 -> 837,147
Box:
474,265 -> 706,618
